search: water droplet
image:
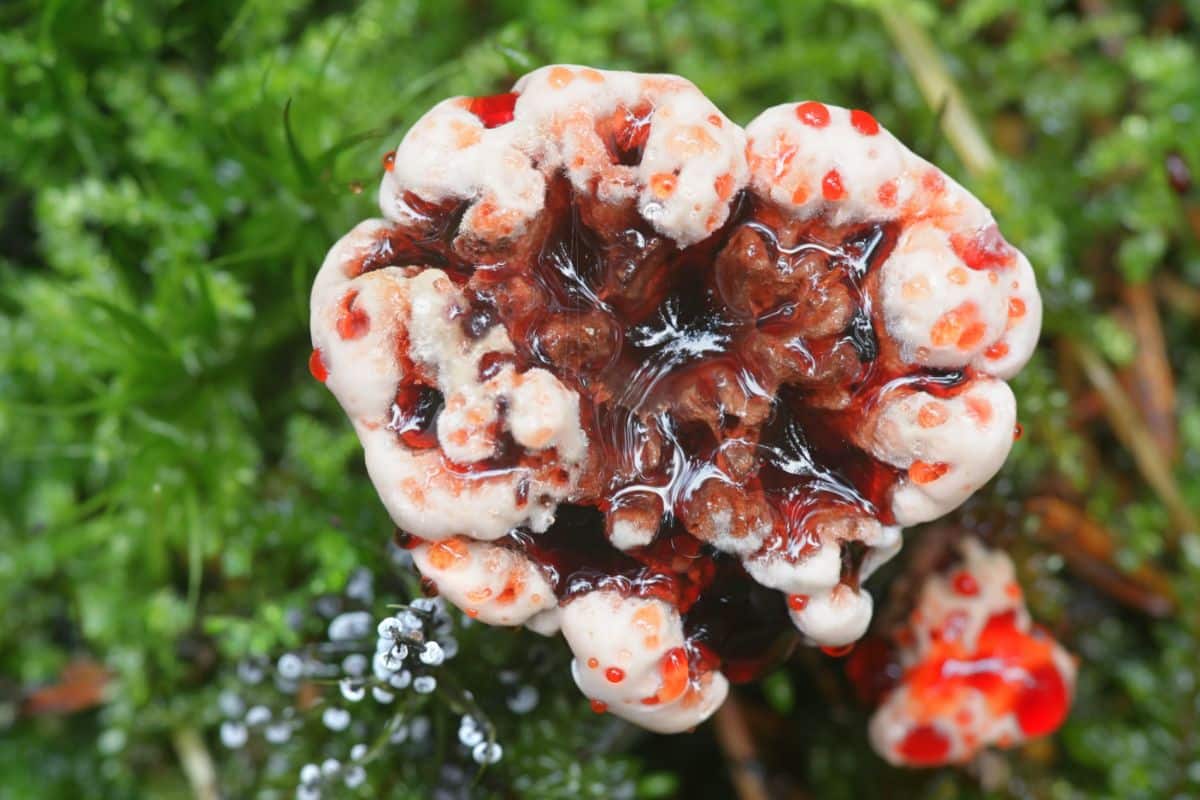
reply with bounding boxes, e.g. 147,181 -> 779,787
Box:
371,686 -> 395,704
506,685 -> 539,714
218,690 -> 245,718
350,743 -> 368,761
345,568 -> 373,602
413,675 -> 437,694
296,784 -> 322,800
328,611 -> 372,641
321,758 -> 340,776
339,678 -> 365,703
220,721 -> 248,749
237,660 -> 265,685
419,642 -> 445,666
265,722 -> 292,744
299,763 -> 321,785
377,618 -> 401,639
459,726 -> 484,747
322,707 -> 351,731
440,638 -> 459,659
341,653 -> 368,677
410,598 -> 438,613
342,765 -> 366,789
389,670 -> 412,690
277,653 -> 304,680
409,716 -> 431,741
389,724 -> 409,744
471,741 -> 502,765
245,705 -> 272,726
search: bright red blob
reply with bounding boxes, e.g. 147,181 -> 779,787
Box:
951,224 -> 1015,271
850,109 -> 880,136
308,348 -> 328,383
1013,422 -> 1024,441
795,101 -> 831,128
787,594 -> 810,612
388,384 -> 444,449
1015,663 -> 1070,736
590,699 -> 608,714
336,289 -> 371,340
952,571 -> 979,596
897,724 -> 951,766
822,169 -> 846,201
605,667 -> 626,684
468,92 -> 519,128
821,643 -> 855,658
382,150 -> 395,172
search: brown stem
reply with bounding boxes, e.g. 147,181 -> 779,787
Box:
713,694 -> 772,800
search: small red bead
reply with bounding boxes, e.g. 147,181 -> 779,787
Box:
821,643 -> 855,658
308,348 -> 328,383
849,109 -> 880,136
952,571 -> 980,596
787,594 -> 810,612
468,92 -> 519,128
821,169 -> 845,201
1013,422 -> 1024,441
590,699 -> 608,714
795,101 -> 830,128
604,667 -> 626,683
382,150 -> 395,172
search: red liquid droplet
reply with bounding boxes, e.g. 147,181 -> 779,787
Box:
468,92 -> 519,128
897,724 -> 951,766
822,169 -> 846,201
308,348 -> 328,383
1013,422 -> 1024,440
1015,663 -> 1070,736
387,385 -> 444,449
795,101 -> 830,128
605,667 -> 626,683
849,109 -> 880,136
952,571 -> 979,596
821,643 -> 855,658
590,699 -> 608,714
382,150 -> 395,172
787,594 -> 809,612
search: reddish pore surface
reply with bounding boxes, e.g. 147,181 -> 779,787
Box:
336,93 -> 985,681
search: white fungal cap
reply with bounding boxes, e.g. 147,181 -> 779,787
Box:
560,590 -> 728,733
869,539 -> 1077,767
861,378 -> 1018,526
381,65 -> 747,247
411,536 -> 556,626
310,223 -> 587,541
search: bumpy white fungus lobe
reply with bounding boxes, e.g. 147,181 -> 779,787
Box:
561,591 -> 728,733
869,540 -> 1077,767
411,536 -> 556,626
312,66 -> 1042,734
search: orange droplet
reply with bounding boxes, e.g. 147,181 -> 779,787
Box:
791,184 -> 810,205
707,113 -> 724,128
787,594 -> 810,612
657,647 -> 689,703
336,289 -> 370,340
590,699 -> 608,714
382,150 -> 395,172
650,172 -> 677,198
1013,422 -> 1024,441
909,461 -> 950,484
426,537 -> 469,570
547,66 -> 575,88
922,169 -> 946,194
822,169 -> 845,201
947,267 -> 969,285
965,395 -> 993,425
917,402 -> 949,428
308,348 -> 328,383
877,179 -> 898,208
605,667 -> 626,683
714,172 -> 735,200
1008,297 -> 1027,319
985,340 -> 1010,360
586,657 -> 599,669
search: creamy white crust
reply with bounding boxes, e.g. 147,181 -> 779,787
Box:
411,537 -> 556,626
381,65 -> 748,248
560,590 -> 729,733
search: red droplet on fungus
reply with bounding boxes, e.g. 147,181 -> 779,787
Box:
795,101 -> 831,128
897,724 -> 952,766
605,667 -> 626,683
822,169 -> 845,201
308,348 -> 328,383
952,571 -> 980,596
468,92 -> 519,128
850,109 -> 880,136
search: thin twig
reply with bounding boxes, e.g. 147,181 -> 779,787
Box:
172,727 -> 221,800
1120,282 -> 1177,459
712,694 -> 771,800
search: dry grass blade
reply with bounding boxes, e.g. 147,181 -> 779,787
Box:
713,694 -> 772,800
1119,282 -> 1177,459
1028,497 -> 1177,617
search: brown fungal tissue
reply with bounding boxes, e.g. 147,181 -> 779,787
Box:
309,65 -> 1042,732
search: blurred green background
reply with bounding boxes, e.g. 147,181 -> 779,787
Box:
3,0 -> 1200,797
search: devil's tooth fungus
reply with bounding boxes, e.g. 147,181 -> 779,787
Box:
310,65 -> 1042,733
